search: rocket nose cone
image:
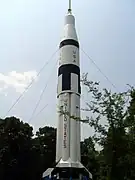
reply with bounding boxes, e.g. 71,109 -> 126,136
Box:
65,14 -> 75,26
60,13 -> 78,42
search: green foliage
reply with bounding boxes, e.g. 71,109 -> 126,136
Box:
35,126 -> 56,172
81,137 -> 99,180
81,73 -> 135,180
0,117 -> 56,180
0,75 -> 135,180
0,117 -> 37,180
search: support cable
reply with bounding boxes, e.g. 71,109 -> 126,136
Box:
31,104 -> 48,120
81,48 -> 117,90
4,49 -> 58,118
28,58 -> 58,124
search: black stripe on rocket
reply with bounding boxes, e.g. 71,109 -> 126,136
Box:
58,64 -> 81,94
59,39 -> 79,48
58,39 -> 81,94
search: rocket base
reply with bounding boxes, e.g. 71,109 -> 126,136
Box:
42,161 -> 92,180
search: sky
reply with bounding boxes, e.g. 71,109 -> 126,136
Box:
0,0 -> 134,140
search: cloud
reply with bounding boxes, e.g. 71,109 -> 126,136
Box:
0,70 -> 38,94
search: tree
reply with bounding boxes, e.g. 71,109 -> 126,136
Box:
81,73 -> 135,180
0,117 -> 57,180
81,137 -> 99,180
35,126 -> 56,174
124,89 -> 135,179
1,76 -> 135,180
0,116 -> 40,180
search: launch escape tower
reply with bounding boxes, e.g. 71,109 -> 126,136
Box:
42,1 -> 92,179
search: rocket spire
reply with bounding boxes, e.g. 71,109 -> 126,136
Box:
68,0 -> 72,13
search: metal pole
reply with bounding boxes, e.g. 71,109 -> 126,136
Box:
68,0 -> 72,13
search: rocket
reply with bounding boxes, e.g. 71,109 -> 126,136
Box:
42,1 -> 92,179
56,5 -> 81,165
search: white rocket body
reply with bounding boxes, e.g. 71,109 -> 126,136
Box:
42,9 -> 92,180
56,12 -> 81,167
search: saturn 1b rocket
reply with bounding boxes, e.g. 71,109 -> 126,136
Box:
42,2 -> 92,179
56,7 -> 81,165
